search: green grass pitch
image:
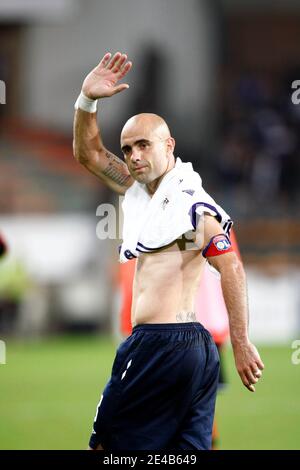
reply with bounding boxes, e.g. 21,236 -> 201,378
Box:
0,335 -> 299,449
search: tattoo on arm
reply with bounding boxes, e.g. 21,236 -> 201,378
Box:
176,311 -> 197,323
103,151 -> 131,187
103,165 -> 131,186
105,151 -> 124,167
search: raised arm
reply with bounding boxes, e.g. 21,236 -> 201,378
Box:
73,52 -> 135,195
201,215 -> 264,392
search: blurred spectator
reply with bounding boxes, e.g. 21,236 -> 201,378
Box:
216,70 -> 300,216
0,247 -> 30,335
0,232 -> 7,258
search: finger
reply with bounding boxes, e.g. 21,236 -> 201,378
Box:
254,370 -> 262,379
240,371 -> 256,392
256,358 -> 265,370
245,369 -> 258,385
112,54 -> 127,73
239,372 -> 255,392
112,83 -> 130,95
250,364 -> 262,379
118,61 -> 132,79
246,383 -> 256,393
99,52 -> 111,68
108,52 -> 122,69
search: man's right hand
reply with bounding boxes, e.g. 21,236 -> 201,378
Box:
82,52 -> 132,100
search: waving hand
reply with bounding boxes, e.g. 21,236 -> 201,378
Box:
82,52 -> 132,99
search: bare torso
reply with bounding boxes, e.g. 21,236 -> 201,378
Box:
131,238 -> 206,326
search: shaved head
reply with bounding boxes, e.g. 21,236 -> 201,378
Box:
121,113 -> 171,143
120,113 -> 175,193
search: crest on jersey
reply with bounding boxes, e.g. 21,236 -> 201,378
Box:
182,189 -> 195,196
213,235 -> 231,251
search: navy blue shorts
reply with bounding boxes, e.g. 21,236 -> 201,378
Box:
89,322 -> 220,450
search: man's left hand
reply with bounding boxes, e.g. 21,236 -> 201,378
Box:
232,341 -> 264,392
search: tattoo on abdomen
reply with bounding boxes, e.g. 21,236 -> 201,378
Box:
176,312 -> 197,323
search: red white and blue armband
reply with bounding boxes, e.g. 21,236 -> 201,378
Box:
202,233 -> 233,258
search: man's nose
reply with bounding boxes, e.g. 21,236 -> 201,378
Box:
130,148 -> 141,163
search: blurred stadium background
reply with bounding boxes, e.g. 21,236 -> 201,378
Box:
0,0 -> 300,450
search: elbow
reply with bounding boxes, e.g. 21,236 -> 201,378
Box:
73,142 -> 89,165
232,256 -> 246,279
72,142 -> 77,161
223,255 -> 246,282
72,140 -> 79,162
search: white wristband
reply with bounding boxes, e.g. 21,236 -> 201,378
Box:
74,91 -> 98,113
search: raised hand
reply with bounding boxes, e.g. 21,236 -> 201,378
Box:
82,52 -> 132,100
233,341 -> 264,392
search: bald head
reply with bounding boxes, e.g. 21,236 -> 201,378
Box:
120,113 -> 175,190
121,113 -> 171,143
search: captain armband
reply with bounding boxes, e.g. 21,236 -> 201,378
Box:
202,233 -> 233,258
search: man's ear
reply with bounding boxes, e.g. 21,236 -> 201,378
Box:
166,137 -> 175,154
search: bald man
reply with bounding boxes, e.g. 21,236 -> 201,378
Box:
73,52 -> 264,451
